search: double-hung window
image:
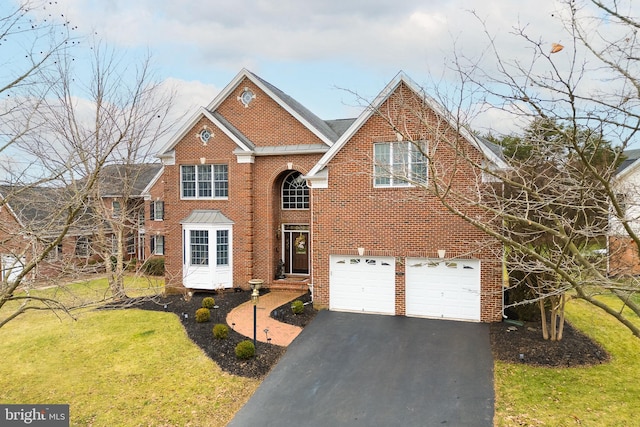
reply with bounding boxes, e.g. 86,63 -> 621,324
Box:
150,201 -> 164,221
374,141 -> 428,187
181,165 -> 228,199
216,230 -> 229,266
190,230 -> 209,265
151,235 -> 165,255
75,236 -> 92,257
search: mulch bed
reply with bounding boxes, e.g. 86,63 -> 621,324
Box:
122,289 -> 316,379
490,319 -> 610,367
114,290 -> 609,378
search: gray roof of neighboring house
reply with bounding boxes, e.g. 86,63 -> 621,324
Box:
617,148 -> 640,174
0,185 -> 95,237
249,71 -> 342,143
98,163 -> 162,197
476,136 -> 505,159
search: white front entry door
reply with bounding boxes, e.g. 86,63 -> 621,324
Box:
329,255 -> 396,315
405,258 -> 481,321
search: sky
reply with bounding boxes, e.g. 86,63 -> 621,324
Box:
3,0 -> 638,140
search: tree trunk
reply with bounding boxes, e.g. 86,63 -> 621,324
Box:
539,299 -> 549,340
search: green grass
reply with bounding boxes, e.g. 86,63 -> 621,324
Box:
0,278 -> 258,426
494,298 -> 640,426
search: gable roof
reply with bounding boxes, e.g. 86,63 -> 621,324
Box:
306,72 -> 510,179
158,69 -> 349,162
206,69 -> 340,145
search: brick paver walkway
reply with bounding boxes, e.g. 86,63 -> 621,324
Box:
226,290 -> 307,347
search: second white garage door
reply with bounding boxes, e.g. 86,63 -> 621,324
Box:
329,255 -> 396,315
405,258 -> 481,321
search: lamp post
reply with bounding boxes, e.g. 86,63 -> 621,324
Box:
248,279 -> 263,349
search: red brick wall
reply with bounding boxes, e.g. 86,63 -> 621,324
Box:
162,80 -> 325,293
160,78 -> 503,321
609,236 -> 640,276
310,84 -> 503,322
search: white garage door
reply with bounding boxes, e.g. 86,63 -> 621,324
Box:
1,255 -> 25,284
405,258 -> 481,321
330,255 -> 396,315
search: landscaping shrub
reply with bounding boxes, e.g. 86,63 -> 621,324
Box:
291,299 -> 304,315
142,257 -> 165,276
202,297 -> 216,309
195,308 -> 210,323
235,340 -> 255,359
213,323 -> 229,339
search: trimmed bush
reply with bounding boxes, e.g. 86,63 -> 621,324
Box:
291,299 -> 304,315
213,323 -> 229,339
235,340 -> 255,359
202,297 -> 216,309
142,257 -> 165,276
195,307 -> 210,323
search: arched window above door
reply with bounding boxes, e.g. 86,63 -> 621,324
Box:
282,171 -> 309,210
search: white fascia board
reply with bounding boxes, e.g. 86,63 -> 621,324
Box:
303,168 -> 328,188
234,149 -> 255,164
159,150 -> 175,166
208,68 -> 334,147
307,74 -> 405,177
155,106 -> 253,164
155,108 -> 208,158
201,109 -> 253,152
616,158 -> 640,182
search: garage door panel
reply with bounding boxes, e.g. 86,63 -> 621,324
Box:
330,256 -> 395,315
406,258 -> 481,321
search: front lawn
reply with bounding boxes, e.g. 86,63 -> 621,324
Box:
494,298 -> 640,426
0,278 -> 258,426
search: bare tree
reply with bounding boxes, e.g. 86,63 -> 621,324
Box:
369,0 -> 640,339
0,24 -> 174,326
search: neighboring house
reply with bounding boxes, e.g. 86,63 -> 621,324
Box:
0,188 -> 28,283
0,185 -> 93,282
0,163 -> 164,285
609,149 -> 640,275
97,163 -> 164,264
155,69 -> 506,322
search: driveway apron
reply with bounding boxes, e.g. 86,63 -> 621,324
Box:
228,310 -> 494,427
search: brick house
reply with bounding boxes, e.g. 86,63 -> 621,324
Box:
0,164 -> 164,285
609,149 -> 640,276
155,69 -> 506,322
0,185 -> 94,282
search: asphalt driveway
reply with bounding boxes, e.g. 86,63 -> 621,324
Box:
228,310 -> 494,427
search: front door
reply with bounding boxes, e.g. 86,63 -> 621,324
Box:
283,225 -> 309,275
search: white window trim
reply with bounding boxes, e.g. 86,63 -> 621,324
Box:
180,164 -> 229,200
373,141 -> 429,188
112,200 -> 121,218
151,200 -> 164,221
281,171 -> 310,210
152,235 -> 164,256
